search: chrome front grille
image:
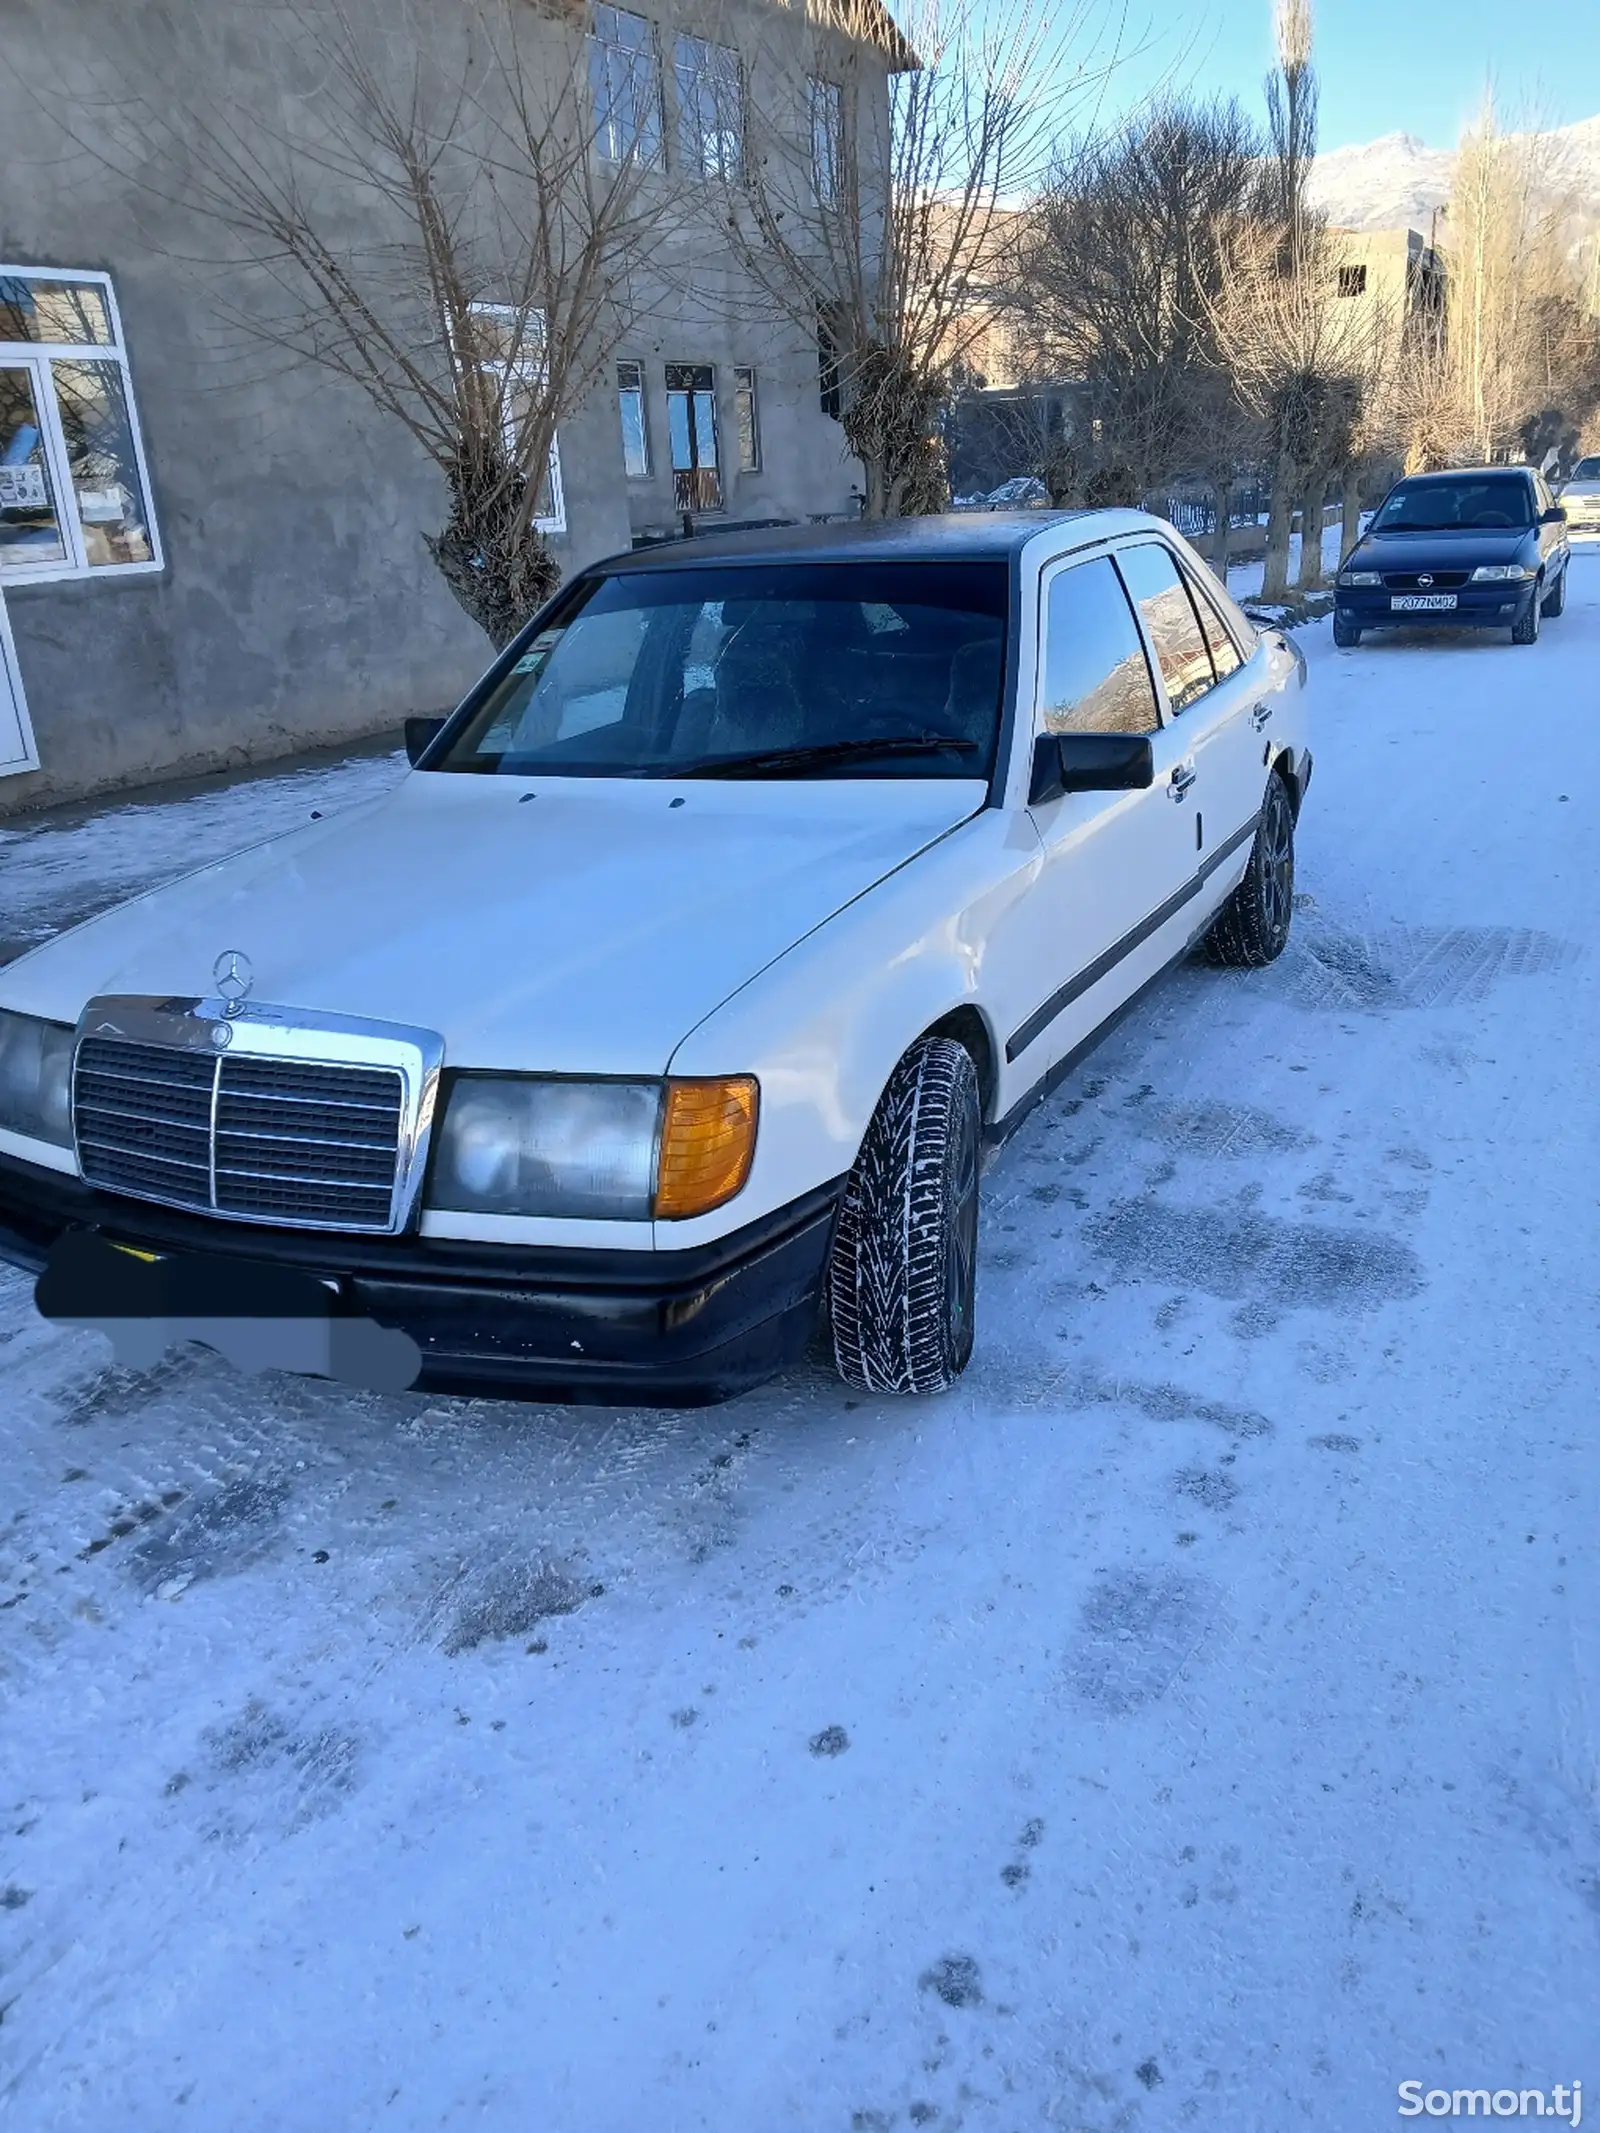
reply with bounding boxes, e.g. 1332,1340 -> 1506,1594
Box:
75,1034 -> 405,1231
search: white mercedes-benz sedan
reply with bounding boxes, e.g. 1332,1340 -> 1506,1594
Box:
0,511 -> 1309,1404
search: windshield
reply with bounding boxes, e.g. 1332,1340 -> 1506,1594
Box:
1372,477 -> 1534,532
431,561 -> 1009,779
1568,457 -> 1600,481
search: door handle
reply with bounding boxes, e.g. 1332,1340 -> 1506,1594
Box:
1168,761 -> 1197,801
1250,701 -> 1272,730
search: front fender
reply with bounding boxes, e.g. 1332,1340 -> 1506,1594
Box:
657,808 -> 1040,1246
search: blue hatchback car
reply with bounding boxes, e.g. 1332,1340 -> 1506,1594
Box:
1333,466 -> 1570,648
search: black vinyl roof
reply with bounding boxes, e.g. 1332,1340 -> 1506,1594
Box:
596,510 -> 1097,574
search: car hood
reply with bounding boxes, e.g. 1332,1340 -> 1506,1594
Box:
1348,527 -> 1536,573
1,772 -> 985,1073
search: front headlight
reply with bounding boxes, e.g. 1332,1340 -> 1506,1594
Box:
1338,569 -> 1382,586
1470,563 -> 1535,582
0,1010 -> 75,1148
428,1074 -> 758,1221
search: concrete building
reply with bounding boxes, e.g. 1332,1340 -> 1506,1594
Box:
0,0 -> 891,812
1328,224 -> 1446,354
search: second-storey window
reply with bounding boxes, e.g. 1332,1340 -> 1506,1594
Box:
665,363 -> 721,511
675,34 -> 742,178
617,360 -> 651,478
590,4 -> 664,167
809,78 -> 843,206
0,267 -> 161,584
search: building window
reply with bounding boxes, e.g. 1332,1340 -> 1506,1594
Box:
664,363 -> 721,511
675,34 -> 742,178
590,4 -> 663,168
817,307 -> 842,420
733,367 -> 760,473
0,267 -> 160,584
810,78 -> 843,206
617,359 -> 651,478
1337,263 -> 1368,298
463,303 -> 565,532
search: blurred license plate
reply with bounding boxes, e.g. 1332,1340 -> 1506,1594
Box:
1392,593 -> 1456,611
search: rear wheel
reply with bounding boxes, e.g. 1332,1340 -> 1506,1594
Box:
1204,775 -> 1295,969
828,1036 -> 981,1394
1512,585 -> 1543,644
1332,611 -> 1362,648
1541,568 -> 1566,618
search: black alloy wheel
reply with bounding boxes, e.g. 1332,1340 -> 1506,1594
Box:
1204,775 -> 1296,968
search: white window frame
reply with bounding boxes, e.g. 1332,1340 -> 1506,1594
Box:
809,78 -> 843,207
675,33 -> 743,179
617,359 -> 652,478
460,302 -> 566,536
590,4 -> 665,169
0,590 -> 41,776
0,264 -> 164,587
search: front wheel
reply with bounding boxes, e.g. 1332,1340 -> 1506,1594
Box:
1332,611 -> 1362,648
1512,586 -> 1543,644
828,1036 -> 981,1394
1204,775 -> 1295,968
1541,568 -> 1566,619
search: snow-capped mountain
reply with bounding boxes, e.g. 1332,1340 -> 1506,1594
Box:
1310,114 -> 1600,233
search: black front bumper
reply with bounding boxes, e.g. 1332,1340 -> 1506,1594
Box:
0,1151 -> 842,1405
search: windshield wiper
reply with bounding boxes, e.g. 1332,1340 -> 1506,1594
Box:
673,733 -> 982,779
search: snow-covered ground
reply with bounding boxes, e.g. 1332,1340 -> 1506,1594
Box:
3,571 -> 1598,2130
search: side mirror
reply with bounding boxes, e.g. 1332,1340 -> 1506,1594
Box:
405,715 -> 446,766
1029,731 -> 1155,805
1542,504 -> 1567,525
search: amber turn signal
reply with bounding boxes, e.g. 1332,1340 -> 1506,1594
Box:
654,1077 -> 759,1219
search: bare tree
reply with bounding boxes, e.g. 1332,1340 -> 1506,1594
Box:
1007,96 -> 1264,546
1443,104 -> 1600,466
1206,214 -> 1391,596
25,0 -> 679,645
1380,106 -> 1600,479
724,0 -> 1118,517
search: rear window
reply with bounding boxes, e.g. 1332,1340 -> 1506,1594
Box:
431,561 -> 1010,780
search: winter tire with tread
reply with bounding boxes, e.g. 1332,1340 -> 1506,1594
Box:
1541,568 -> 1565,619
1204,775 -> 1295,969
828,1036 -> 981,1395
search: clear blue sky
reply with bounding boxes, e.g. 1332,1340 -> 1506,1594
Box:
1079,0 -> 1600,151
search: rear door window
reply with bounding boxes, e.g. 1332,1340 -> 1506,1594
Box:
1038,554 -> 1160,736
1185,572 -> 1244,681
1115,542 -> 1217,713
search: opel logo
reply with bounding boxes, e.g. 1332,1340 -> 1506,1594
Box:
1418,573 -> 1434,588
213,949 -> 254,1014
